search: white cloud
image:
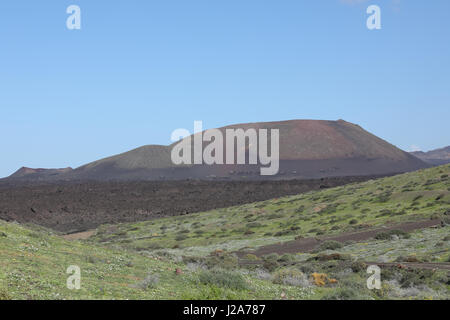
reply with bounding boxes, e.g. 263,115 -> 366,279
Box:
408,145 -> 422,152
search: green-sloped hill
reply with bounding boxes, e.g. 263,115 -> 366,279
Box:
0,220 -> 316,300
91,164 -> 450,255
1,164 -> 449,300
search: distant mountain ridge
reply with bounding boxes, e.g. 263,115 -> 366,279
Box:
410,146 -> 450,165
4,119 -> 428,181
9,167 -> 73,179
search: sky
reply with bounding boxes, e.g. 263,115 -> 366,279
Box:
0,0 -> 449,177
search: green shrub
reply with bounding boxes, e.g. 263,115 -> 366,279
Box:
399,269 -> 433,288
272,269 -> 309,287
435,194 -> 444,201
135,273 -> 159,290
321,287 -> 362,300
262,253 -> 280,272
274,230 -> 296,237
318,203 -> 339,215
351,261 -> 367,273
376,209 -> 392,217
295,205 -> 305,213
204,252 -> 239,270
263,253 -> 279,260
244,229 -> 255,235
147,242 -> 163,249
194,230 -> 205,236
374,229 -> 410,240
175,234 -> 188,241
86,255 -> 103,264
277,253 -> 296,264
245,254 -> 260,260
198,269 -> 249,291
374,232 -> 391,240
246,222 -> 263,228
0,287 -> 11,300
373,191 -> 392,203
317,240 -> 343,251
394,209 -> 407,215
266,213 -> 283,220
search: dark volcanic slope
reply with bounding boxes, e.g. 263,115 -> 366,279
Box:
410,146 -> 450,166
0,175 -> 383,232
9,167 -> 73,179
4,119 -> 428,181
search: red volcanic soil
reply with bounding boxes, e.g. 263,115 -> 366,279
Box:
221,119 -> 406,160
237,219 -> 442,258
0,175 -> 382,233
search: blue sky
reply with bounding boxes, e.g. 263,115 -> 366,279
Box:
0,0 -> 449,177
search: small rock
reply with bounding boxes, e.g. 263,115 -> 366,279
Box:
175,268 -> 183,275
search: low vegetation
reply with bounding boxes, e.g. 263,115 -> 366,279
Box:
1,164 -> 449,300
91,164 -> 450,256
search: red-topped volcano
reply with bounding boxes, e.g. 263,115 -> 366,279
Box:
4,119 -> 428,181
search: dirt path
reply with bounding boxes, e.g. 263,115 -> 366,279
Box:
62,230 -> 95,240
238,259 -> 450,271
364,262 -> 450,271
237,219 -> 442,258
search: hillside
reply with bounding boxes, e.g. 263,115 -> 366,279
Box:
2,165 -> 449,300
91,164 -> 450,256
0,220 -> 314,300
9,167 -> 73,179
0,176 -> 376,233
411,146 -> 450,166
4,119 -> 428,181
